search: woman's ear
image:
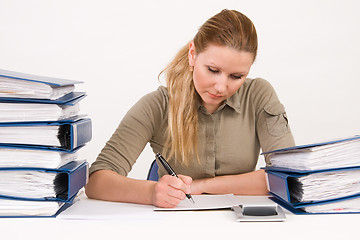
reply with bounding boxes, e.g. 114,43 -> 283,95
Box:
188,41 -> 196,67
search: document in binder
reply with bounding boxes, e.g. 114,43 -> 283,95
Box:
266,166 -> 360,214
0,193 -> 78,218
262,135 -> 360,171
0,68 -> 82,100
0,117 -> 92,150
0,95 -> 84,123
0,160 -> 88,202
0,145 -> 81,168
0,91 -> 86,105
270,193 -> 360,214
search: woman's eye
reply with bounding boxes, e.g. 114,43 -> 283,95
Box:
208,67 -> 219,73
231,75 -> 243,80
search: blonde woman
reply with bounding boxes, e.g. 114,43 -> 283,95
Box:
85,9 -> 295,208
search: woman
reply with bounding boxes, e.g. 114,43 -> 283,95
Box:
85,9 -> 295,208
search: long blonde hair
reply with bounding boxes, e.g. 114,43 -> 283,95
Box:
161,9 -> 258,166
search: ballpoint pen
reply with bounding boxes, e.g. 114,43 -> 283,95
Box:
155,152 -> 195,204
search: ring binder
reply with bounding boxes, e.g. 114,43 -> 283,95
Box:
0,117 -> 92,150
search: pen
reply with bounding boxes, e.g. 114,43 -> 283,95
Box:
155,153 -> 195,204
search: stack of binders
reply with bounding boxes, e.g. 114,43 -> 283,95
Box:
0,69 -> 92,217
263,135 -> 360,214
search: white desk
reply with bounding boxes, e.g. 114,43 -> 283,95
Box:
1,196 -> 358,240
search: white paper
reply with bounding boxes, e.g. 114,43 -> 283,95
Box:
0,77 -> 74,99
270,138 -> 360,170
0,148 -> 77,168
291,169 -> 360,202
58,197 -> 166,221
0,198 -> 63,216
0,102 -> 79,122
0,171 -> 57,198
0,125 -> 61,146
154,194 -> 238,211
153,194 -> 276,211
303,197 -> 360,213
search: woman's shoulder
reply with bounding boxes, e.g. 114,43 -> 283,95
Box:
124,85 -> 169,127
132,85 -> 169,115
239,77 -> 276,97
156,85 -> 169,99
242,77 -> 273,91
234,77 -> 278,107
141,85 -> 167,97
141,85 -> 168,105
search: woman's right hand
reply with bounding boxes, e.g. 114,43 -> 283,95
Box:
151,174 -> 192,208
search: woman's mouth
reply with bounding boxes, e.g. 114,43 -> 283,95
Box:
208,92 -> 223,99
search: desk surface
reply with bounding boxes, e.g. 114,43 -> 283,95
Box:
1,196 -> 358,240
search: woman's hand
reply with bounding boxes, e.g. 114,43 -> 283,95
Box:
151,174 -> 192,208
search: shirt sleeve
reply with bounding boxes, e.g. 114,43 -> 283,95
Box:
252,78 -> 295,165
89,87 -> 168,176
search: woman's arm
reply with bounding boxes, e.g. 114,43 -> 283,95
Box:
190,169 -> 268,195
85,170 -> 156,204
85,169 -> 192,208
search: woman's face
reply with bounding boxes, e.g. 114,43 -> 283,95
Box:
189,42 -> 254,114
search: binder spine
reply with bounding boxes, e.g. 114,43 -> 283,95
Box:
67,162 -> 88,199
72,124 -> 78,149
267,171 -> 292,203
71,119 -> 92,150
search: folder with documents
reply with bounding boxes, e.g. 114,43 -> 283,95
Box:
0,160 -> 88,201
0,193 -> 78,218
264,136 -> 360,214
0,144 -> 81,168
0,117 -> 92,150
0,91 -> 86,105
266,166 -> 360,204
0,69 -> 87,123
0,68 -> 82,100
262,135 -> 360,171
0,98 -> 83,123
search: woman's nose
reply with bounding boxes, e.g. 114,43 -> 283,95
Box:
213,75 -> 227,93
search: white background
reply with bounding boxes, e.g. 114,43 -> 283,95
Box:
1,0 -> 359,179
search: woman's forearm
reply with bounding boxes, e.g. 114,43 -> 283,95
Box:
191,169 -> 269,195
85,169 -> 156,205
85,169 -> 269,206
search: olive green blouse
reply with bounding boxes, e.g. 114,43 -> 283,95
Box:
89,78 -> 295,179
